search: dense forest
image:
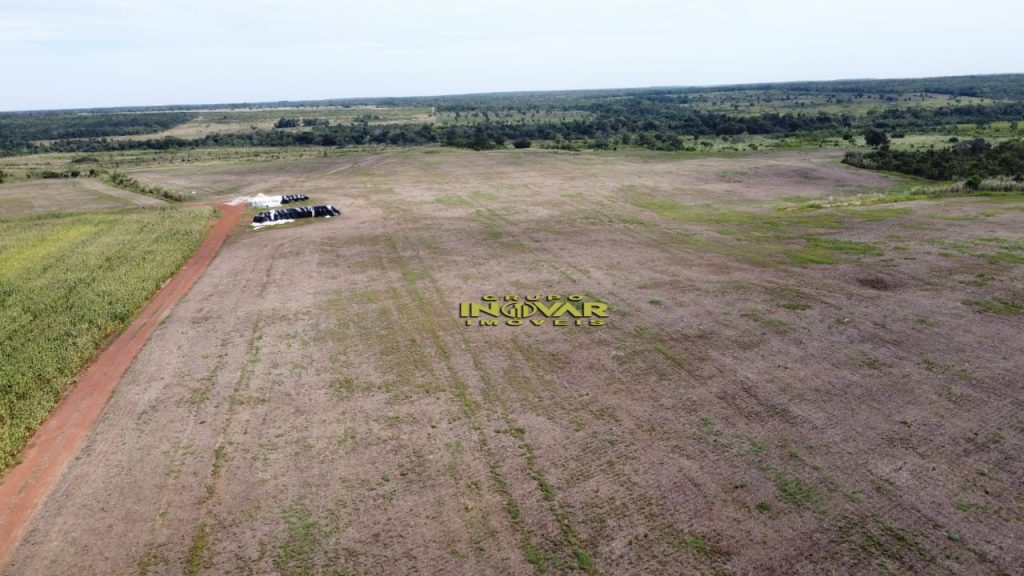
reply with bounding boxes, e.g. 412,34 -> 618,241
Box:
0,112 -> 194,146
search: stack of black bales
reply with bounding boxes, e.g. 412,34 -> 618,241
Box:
280,194 -> 308,204
253,205 -> 340,224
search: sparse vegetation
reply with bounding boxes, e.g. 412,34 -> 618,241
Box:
963,298 -> 1023,315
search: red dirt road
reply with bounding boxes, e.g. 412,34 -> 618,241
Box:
0,203 -> 244,568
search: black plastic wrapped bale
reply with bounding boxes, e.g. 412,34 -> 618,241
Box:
280,194 -> 309,204
253,205 -> 340,224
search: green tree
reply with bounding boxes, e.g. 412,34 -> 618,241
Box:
864,128 -> 889,148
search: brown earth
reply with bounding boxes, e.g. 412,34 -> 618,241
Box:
3,148 -> 1023,575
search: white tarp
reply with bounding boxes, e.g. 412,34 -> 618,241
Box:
251,218 -> 295,229
230,194 -> 309,208
250,193 -> 283,208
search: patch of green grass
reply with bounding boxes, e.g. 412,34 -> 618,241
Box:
185,522 -> 209,576
747,437 -> 768,454
784,247 -> 837,265
848,514 -> 936,566
329,376 -> 356,399
985,251 -> 1024,264
0,206 -> 215,472
977,237 -> 1024,251
435,194 -> 471,207
626,192 -> 765,226
468,190 -> 496,202
275,505 -> 327,576
955,501 -> 983,512
777,301 -> 813,311
682,535 -> 708,556
653,342 -> 690,370
699,416 -> 720,437
963,298 -> 1023,315
741,310 -> 792,333
480,219 -> 503,240
212,445 -> 227,478
804,236 -> 884,256
772,469 -> 824,509
959,274 -> 991,287
838,206 -> 913,220
337,426 -> 357,447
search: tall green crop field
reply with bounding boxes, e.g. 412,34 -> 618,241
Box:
0,207 -> 215,471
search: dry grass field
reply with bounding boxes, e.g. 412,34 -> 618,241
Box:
5,147 -> 1023,575
0,177 -> 166,217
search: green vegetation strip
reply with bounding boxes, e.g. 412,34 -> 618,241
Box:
0,207 -> 214,471
792,180 -> 1024,211
103,170 -> 188,202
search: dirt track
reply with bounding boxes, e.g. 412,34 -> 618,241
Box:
0,203 -> 244,568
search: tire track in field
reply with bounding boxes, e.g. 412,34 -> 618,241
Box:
577,196 -> 988,571
319,234 -> 533,573
474,196 -> 815,429
134,335 -> 232,575
378,235 -> 583,574
174,246 -> 278,574
384,234 -> 601,574
456,199 -> 776,572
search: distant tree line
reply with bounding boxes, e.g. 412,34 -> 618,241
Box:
8,99 -> 1018,156
0,111 -> 194,147
5,74 -> 1020,118
843,139 -> 1024,180
3,78 -> 1024,157
273,117 -> 331,128
695,74 -> 1024,100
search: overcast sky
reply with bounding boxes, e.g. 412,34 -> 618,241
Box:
1,0 -> 1021,111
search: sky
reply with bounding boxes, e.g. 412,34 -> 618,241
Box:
1,0 -> 1022,111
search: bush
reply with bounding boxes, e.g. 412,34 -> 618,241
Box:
864,128 -> 890,148
512,137 -> 532,149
